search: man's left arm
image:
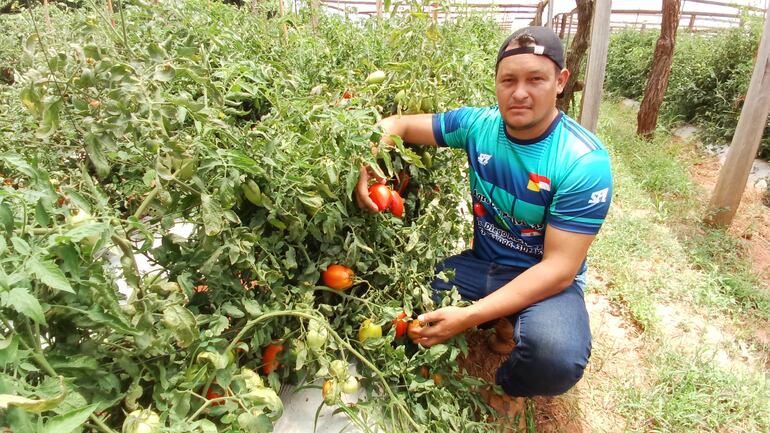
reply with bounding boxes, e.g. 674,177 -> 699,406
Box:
413,227 -> 595,347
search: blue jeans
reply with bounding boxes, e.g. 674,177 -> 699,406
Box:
431,250 -> 591,397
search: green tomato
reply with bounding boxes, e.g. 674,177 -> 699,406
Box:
329,359 -> 348,379
357,319 -> 382,343
241,179 -> 263,206
365,70 -> 387,85
306,329 -> 327,352
341,376 -> 359,394
122,409 -> 160,433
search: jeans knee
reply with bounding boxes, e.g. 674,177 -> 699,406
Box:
536,353 -> 587,395
497,344 -> 589,397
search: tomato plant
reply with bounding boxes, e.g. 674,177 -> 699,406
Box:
0,1 -> 503,431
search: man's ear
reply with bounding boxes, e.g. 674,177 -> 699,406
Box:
556,68 -> 570,93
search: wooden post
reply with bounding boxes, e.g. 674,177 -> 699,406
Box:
705,3 -> 770,227
376,0 -> 382,18
310,0 -> 319,28
432,1 -> 438,24
688,14 -> 696,32
565,11 -> 574,46
546,0 -> 554,29
637,0 -> 681,138
559,13 -> 568,38
579,0 -> 612,132
43,0 -> 51,29
531,1 -> 545,26
279,0 -> 288,40
106,0 -> 115,28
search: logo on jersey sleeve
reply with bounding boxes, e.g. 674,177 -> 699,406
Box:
477,153 -> 492,165
588,188 -> 609,205
527,173 -> 551,192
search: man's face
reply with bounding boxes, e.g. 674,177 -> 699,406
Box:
495,46 -> 569,139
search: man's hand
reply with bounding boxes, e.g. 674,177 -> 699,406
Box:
410,306 -> 474,347
354,165 -> 385,212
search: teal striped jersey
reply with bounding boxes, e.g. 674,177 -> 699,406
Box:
432,107 -> 613,269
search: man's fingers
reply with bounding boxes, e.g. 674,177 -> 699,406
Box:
355,166 -> 380,212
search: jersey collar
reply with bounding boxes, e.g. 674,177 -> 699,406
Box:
503,111 -> 563,145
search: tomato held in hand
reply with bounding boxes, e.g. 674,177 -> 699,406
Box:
368,184 -> 392,211
407,319 -> 425,342
389,190 -> 404,218
321,264 -> 355,291
262,343 -> 284,374
392,312 -> 409,338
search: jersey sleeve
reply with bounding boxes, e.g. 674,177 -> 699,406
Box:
547,150 -> 613,235
431,107 -> 486,150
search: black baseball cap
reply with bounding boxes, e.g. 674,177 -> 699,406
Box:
496,26 -> 565,72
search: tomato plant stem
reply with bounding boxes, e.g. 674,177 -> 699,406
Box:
133,185 -> 161,220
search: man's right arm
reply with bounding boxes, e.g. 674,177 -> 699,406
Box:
356,114 -> 437,212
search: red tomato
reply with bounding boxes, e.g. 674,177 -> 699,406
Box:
206,387 -> 225,406
473,202 -> 487,217
322,264 -> 355,290
368,184 -> 392,211
262,343 -> 284,374
392,312 -> 408,338
389,190 -> 404,218
342,90 -> 354,99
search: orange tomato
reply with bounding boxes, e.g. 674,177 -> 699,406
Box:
407,320 -> 425,342
322,264 -> 354,290
262,343 -> 284,374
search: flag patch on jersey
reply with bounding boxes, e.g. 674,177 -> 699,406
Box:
527,173 -> 551,192
520,228 -> 542,237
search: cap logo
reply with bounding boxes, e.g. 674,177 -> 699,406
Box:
533,45 -> 545,55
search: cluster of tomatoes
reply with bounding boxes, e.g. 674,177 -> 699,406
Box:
320,264 -> 425,343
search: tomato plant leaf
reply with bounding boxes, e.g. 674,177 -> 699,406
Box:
0,335 -> 19,366
28,257 -> 75,294
41,403 -> 97,433
197,351 -> 229,370
201,194 -> 225,236
85,307 -> 139,335
84,134 -> 111,180
1,287 -> 46,324
162,305 -> 199,348
0,203 -> 13,235
0,376 -> 65,412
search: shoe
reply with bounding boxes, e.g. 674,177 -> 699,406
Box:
480,388 -> 527,433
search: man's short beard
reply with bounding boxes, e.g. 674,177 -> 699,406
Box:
504,119 -> 539,131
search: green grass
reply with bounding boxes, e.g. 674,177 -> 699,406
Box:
586,98 -> 770,432
621,350 -> 770,433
